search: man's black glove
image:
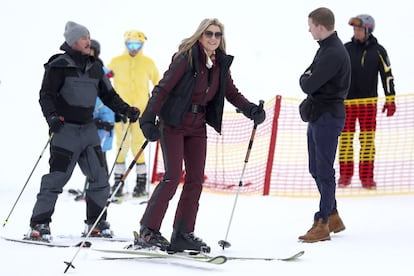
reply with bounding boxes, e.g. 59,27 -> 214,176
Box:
47,115 -> 64,133
241,102 -> 266,125
94,118 -> 114,131
139,110 -> 160,142
125,107 -> 140,123
115,113 -> 127,123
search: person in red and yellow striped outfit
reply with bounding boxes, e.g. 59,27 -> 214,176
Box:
339,14 -> 396,189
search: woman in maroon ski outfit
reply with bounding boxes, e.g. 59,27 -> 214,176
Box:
135,18 -> 265,253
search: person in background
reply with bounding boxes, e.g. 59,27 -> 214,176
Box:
27,21 -> 140,241
107,30 -> 160,198
135,18 -> 265,253
298,7 -> 350,243
90,39 -> 115,171
339,14 -> 396,190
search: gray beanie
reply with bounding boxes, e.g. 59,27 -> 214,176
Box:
64,21 -> 90,46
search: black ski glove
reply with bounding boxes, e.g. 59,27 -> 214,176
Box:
125,106 -> 140,123
94,118 -> 114,131
47,115 -> 64,133
139,110 -> 160,142
241,102 -> 266,125
115,113 -> 127,123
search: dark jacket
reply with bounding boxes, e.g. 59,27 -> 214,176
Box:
145,43 -> 249,134
344,34 -> 395,99
39,42 -> 129,124
300,31 -> 351,118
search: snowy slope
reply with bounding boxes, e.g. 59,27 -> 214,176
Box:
1,0 -> 414,275
1,184 -> 413,275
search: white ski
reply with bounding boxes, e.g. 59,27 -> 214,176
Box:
94,247 -> 227,265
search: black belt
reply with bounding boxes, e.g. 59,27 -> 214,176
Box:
188,104 -> 206,113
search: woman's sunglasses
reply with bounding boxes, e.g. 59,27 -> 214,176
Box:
204,31 -> 223,39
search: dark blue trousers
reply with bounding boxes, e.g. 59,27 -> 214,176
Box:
307,112 -> 345,222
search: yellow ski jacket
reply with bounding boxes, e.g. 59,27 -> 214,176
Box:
107,50 -> 160,112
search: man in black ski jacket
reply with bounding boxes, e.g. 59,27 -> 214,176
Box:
28,21 -> 140,241
298,7 -> 350,243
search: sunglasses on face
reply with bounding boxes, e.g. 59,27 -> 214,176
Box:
126,41 -> 143,51
204,30 -> 223,39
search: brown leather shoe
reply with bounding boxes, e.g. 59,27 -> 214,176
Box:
298,218 -> 330,243
328,210 -> 346,233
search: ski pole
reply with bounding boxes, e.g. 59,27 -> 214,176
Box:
107,122 -> 131,181
218,100 -> 264,249
2,134 -> 53,228
64,139 -> 149,273
139,140 -> 152,205
106,122 -> 131,198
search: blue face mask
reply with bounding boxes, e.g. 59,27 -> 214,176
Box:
126,41 -> 143,51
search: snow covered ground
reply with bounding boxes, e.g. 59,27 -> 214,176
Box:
1,0 -> 414,275
0,162 -> 413,276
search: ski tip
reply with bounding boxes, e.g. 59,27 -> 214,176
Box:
208,255 -> 227,265
278,250 -> 305,261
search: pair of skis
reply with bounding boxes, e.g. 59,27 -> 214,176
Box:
95,247 -> 304,265
1,234 -> 304,266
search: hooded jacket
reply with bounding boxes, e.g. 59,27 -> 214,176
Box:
39,42 -> 129,124
107,48 -> 159,112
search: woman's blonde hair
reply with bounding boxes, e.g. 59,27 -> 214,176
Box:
174,18 -> 226,65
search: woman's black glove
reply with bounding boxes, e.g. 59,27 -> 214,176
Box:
241,102 -> 266,125
139,111 -> 160,141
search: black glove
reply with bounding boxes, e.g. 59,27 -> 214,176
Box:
241,102 -> 266,125
115,113 -> 127,123
125,106 -> 140,123
94,118 -> 114,131
139,111 -> 160,142
47,115 -> 64,133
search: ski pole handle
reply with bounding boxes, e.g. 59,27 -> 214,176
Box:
258,100 -> 264,112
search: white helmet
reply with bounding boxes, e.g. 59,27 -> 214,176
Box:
349,14 -> 375,34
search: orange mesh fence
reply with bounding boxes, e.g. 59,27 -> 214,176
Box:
152,94 -> 414,197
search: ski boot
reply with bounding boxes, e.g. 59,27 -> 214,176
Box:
111,173 -> 124,197
83,220 -> 113,238
168,231 -> 211,253
134,226 -> 170,251
133,173 -> 148,197
26,223 -> 51,241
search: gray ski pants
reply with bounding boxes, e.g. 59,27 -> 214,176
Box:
30,122 -> 110,227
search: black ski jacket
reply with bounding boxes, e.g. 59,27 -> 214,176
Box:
39,42 -> 130,124
344,34 -> 395,99
300,31 -> 351,118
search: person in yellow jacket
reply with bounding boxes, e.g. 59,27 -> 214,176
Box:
107,30 -> 160,198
